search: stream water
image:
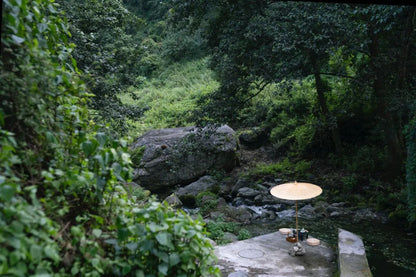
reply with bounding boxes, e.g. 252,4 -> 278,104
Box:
243,216 -> 416,277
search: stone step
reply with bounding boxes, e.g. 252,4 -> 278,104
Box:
338,228 -> 372,277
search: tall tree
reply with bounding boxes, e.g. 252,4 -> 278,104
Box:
354,5 -> 416,177
56,0 -> 148,133
174,0 -> 354,152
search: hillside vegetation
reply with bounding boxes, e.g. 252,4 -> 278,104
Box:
1,0 -> 415,276
118,58 -> 218,136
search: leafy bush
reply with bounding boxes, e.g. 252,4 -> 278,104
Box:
196,191 -> 219,215
237,229 -> 252,240
57,0 -> 149,134
113,202 -> 220,276
130,146 -> 146,165
1,1 -> 220,276
118,58 -> 218,135
246,158 -> 311,179
205,219 -> 238,245
162,29 -> 206,62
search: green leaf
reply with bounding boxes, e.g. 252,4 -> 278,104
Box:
169,253 -> 181,266
71,264 -> 79,275
11,35 -> 25,44
156,232 -> 174,249
158,262 -> 169,275
37,22 -> 48,33
91,258 -> 99,268
10,221 -> 23,233
96,132 -> 107,147
45,131 -> 57,143
82,140 -> 98,156
30,245 -> 43,262
118,227 -> 129,242
0,185 -> 15,202
92,229 -> 102,238
122,265 -> 131,275
44,245 -> 60,262
156,232 -> 169,246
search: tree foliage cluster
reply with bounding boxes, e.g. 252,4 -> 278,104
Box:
0,0 -> 219,276
54,0 -> 208,134
170,1 -> 416,223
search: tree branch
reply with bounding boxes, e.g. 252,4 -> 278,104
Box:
320,72 -> 355,79
240,80 -> 270,106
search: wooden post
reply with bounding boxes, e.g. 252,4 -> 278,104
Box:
295,200 -> 299,242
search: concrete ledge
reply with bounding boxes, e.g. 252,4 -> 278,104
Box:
338,228 -> 372,277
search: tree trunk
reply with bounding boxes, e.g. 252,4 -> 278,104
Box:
369,27 -> 405,178
309,52 -> 343,153
395,7 -> 416,149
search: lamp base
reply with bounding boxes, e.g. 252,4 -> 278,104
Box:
289,242 -> 305,256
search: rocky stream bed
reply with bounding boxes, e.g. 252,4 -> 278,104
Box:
132,125 -> 416,276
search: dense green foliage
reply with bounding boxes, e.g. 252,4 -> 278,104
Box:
56,0 -> 149,133
118,58 -> 218,136
0,0 -> 219,275
171,1 -> 416,223
2,0 -> 416,275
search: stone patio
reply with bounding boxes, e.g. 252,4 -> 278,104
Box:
215,231 -> 337,277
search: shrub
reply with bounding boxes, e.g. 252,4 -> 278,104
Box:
196,192 -> 219,215
246,158 -> 311,179
237,229 -> 252,241
205,219 -> 238,245
130,146 -> 146,165
113,202 -> 220,276
1,1 -> 220,276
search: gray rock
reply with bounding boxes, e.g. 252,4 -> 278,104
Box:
298,204 -> 316,219
176,176 -> 217,198
353,208 -> 387,223
332,202 -> 348,207
254,194 -> 263,204
238,127 -> 267,149
228,271 -> 249,277
262,181 -> 276,189
237,207 -> 253,223
277,209 -> 296,219
217,197 -> 228,208
232,197 -> 246,206
237,187 -> 260,198
255,184 -> 269,192
254,194 -> 277,205
224,206 -> 253,223
164,194 -> 183,208
231,178 -> 251,196
261,210 -> 276,220
131,125 -> 239,191
264,204 -> 286,212
224,232 -> 238,243
289,242 -> 306,257
209,211 -> 223,220
330,211 -> 342,217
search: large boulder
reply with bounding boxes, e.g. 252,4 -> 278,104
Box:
131,125 -> 239,191
176,176 -> 217,198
